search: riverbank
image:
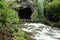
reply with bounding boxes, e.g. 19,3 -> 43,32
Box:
45,21 -> 60,27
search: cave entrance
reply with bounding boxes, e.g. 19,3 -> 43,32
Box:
18,7 -> 32,19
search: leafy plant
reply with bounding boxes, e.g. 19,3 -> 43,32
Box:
0,0 -> 26,40
45,0 -> 60,22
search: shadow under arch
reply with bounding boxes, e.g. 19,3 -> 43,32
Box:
18,7 -> 32,19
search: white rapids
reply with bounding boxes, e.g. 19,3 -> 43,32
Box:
20,23 -> 60,40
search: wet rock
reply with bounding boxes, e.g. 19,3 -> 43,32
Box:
46,21 -> 60,27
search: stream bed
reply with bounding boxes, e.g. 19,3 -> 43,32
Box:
20,23 -> 60,40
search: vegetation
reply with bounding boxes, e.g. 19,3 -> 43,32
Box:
0,0 -> 60,39
31,0 -> 47,23
45,0 -> 60,23
0,0 -> 26,40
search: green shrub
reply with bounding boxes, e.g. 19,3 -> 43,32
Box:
0,0 -> 19,28
45,0 -> 60,22
0,0 -> 26,40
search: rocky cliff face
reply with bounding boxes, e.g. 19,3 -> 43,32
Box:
16,0 -> 38,13
6,0 -> 37,7
16,0 -> 37,8
16,0 -> 38,21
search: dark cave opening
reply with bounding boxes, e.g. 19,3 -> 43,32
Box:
18,7 -> 32,19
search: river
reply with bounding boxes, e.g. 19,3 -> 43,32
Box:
20,23 -> 60,40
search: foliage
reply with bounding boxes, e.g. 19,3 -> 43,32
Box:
13,28 -> 26,40
45,0 -> 60,22
8,0 -> 19,9
32,0 -> 47,23
0,0 -> 19,28
0,0 -> 26,40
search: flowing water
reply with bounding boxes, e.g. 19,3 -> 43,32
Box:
20,23 -> 60,40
